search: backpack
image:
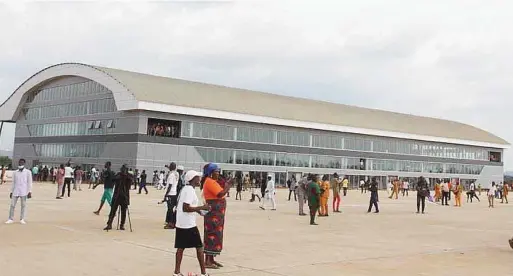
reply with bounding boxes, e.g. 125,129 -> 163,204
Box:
176,175 -> 185,195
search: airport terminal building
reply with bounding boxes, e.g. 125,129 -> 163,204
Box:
0,63 -> 508,188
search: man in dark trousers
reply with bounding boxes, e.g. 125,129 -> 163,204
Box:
104,164 -> 133,231
367,177 -> 379,213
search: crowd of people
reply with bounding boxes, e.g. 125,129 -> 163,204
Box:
4,158 -> 513,275
147,122 -> 180,138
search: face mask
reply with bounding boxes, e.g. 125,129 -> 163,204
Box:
18,165 -> 24,170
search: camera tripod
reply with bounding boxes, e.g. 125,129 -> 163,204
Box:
115,205 -> 133,232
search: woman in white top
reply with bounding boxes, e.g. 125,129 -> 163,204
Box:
174,170 -> 210,276
488,182 -> 497,208
158,171 -> 164,190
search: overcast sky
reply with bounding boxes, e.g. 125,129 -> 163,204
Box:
0,1 -> 511,169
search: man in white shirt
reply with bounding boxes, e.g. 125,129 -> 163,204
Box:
174,170 -> 209,276
163,162 -> 180,229
62,163 -> 74,197
441,181 -> 450,206
260,175 -> 276,210
6,159 -> 33,224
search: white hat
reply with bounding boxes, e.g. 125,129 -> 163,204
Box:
177,165 -> 184,171
184,170 -> 202,183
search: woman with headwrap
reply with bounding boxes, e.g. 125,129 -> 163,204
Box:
201,163 -> 231,269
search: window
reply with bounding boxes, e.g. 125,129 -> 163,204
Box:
107,120 -> 115,128
489,151 -> 502,162
94,120 -> 102,129
237,127 -> 275,144
312,134 -> 342,149
276,131 -> 310,147
27,81 -> 111,104
147,118 -> 181,138
191,122 -> 234,140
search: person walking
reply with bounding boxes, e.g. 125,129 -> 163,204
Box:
5,159 -> 32,224
104,165 -> 133,231
502,183 -> 509,204
56,164 -> 65,199
434,180 -> 441,203
260,175 -> 276,210
202,163 -> 231,269
297,175 -> 307,216
467,182 -> 480,203
332,173 -> 341,213
416,176 -> 429,214
307,174 -> 321,225
93,162 -> 116,215
62,163 -> 73,198
138,170 -> 148,194
367,177 -> 379,213
488,182 -> 497,208
1,165 -> 6,185
173,170 -> 210,276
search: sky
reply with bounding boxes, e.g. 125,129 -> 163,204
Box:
0,1 -> 512,169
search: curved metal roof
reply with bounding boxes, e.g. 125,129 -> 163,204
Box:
0,63 -> 508,148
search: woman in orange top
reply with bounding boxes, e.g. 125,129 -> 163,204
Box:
434,181 -> 441,202
202,163 -> 231,269
319,175 -> 330,216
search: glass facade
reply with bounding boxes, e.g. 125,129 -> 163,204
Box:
24,98 -> 116,120
35,143 -> 105,158
26,120 -> 114,137
196,147 -> 484,175
182,121 -> 491,161
27,80 -> 111,103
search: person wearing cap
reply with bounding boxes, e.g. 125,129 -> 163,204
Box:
259,175 -> 276,211
201,163 -> 231,269
163,162 -> 180,229
174,170 -> 210,276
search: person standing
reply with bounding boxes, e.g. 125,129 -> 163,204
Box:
318,175 -> 330,216
367,177 -> 379,213
342,177 -> 349,196
202,163 -> 231,269
235,178 -> 243,200
416,176 -> 429,214
62,163 -> 73,198
31,165 -> 38,182
434,180 -> 442,203
135,169 -> 141,190
163,162 -> 180,229
478,183 -> 482,196
173,170 -> 210,276
441,181 -> 450,206
288,177 -> 297,201
55,164 -> 65,199
89,166 -> 97,189
502,183 -> 509,204
360,179 -> 365,193
74,166 -> 84,191
1,165 -> 6,185
5,159 -> 32,224
454,182 -> 463,207
488,182 -> 497,208
332,173 -> 341,213
104,165 -> 133,231
307,175 -> 321,225
93,162 -> 116,215
260,175 -> 276,210
402,179 -> 409,197
138,170 -> 148,194
297,175 -> 307,216
389,178 -> 398,200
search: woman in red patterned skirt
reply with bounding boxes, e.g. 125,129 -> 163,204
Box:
201,163 -> 231,269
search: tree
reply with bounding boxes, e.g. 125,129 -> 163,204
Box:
0,156 -> 12,168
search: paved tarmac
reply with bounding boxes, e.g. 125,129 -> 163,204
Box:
1,182 -> 513,276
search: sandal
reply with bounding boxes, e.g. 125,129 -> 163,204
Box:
205,263 -> 219,269
213,261 -> 224,267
